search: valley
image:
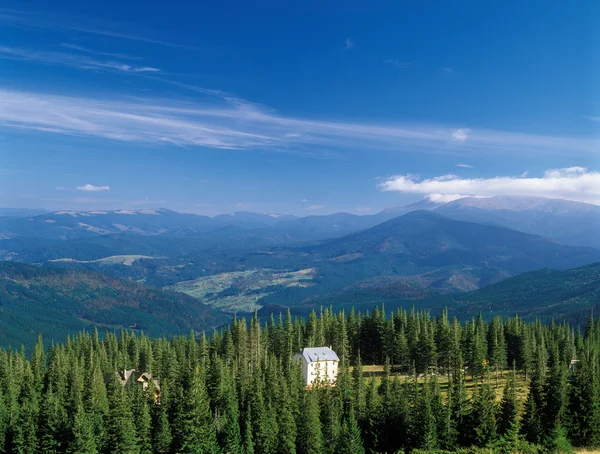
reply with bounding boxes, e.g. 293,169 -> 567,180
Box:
1,196 -> 600,349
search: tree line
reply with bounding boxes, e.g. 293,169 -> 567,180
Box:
0,305 -> 599,453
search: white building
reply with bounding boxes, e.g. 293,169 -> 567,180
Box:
294,347 -> 339,387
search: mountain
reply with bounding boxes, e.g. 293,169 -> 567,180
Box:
0,261 -> 229,348
306,210 -> 600,271
435,196 -> 600,248
0,208 -> 218,240
413,262 -> 600,324
226,211 -> 600,310
212,211 -> 298,229
0,208 -> 50,217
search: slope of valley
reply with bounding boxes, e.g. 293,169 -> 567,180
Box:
0,261 -> 229,348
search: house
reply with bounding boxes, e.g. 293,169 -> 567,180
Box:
116,369 -> 161,401
294,347 -> 339,387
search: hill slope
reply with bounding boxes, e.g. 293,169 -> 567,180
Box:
0,262 -> 229,348
415,262 -> 600,324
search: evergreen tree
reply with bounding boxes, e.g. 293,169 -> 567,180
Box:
106,377 -> 140,454
172,367 -> 218,454
297,389 -> 323,454
68,404 -> 98,454
497,365 -> 520,439
336,409 -> 364,454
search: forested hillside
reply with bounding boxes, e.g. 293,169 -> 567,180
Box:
1,306 -> 599,453
0,262 -> 228,348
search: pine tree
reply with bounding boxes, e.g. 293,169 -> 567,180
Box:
173,367 -> 219,454
297,389 -> 323,454
543,346 -> 568,435
470,381 -> 497,446
151,400 -> 172,454
68,404 -> 98,454
336,409 -> 365,454
497,365 -> 520,439
106,377 -> 140,454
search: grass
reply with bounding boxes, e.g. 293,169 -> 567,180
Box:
166,267 -> 315,312
357,364 -> 530,402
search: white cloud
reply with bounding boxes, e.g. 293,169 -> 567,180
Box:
0,88 -> 597,157
456,163 -> 473,169
345,38 -> 354,49
77,184 -> 110,192
426,194 -> 467,203
303,204 -> 325,211
301,198 -> 309,202
0,46 -> 160,73
452,128 -> 470,143
379,167 -> 600,205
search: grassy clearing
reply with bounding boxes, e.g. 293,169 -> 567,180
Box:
50,255 -> 159,266
166,268 -> 315,312
357,364 -> 530,402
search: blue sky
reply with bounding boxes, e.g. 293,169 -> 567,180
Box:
0,0 -> 599,215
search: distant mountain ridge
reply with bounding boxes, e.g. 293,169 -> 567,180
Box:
435,195 -> 600,247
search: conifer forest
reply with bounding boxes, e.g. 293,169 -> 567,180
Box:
1,306 -> 600,454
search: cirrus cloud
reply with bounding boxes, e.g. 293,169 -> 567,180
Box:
379,166 -> 600,205
0,88 -> 597,157
77,184 -> 110,192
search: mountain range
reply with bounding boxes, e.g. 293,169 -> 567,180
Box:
2,194 -> 600,348
3,196 -> 599,263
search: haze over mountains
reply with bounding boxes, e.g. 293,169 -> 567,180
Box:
2,194 -> 600,348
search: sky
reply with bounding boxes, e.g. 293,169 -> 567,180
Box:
0,0 -> 599,215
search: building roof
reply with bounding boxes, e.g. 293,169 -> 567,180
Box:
298,347 -> 339,363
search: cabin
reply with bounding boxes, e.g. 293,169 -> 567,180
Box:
115,369 -> 161,401
294,347 -> 339,387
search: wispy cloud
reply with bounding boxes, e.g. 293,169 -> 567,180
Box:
384,58 -> 415,68
0,46 -> 160,73
55,186 -> 67,190
60,43 -> 141,60
345,38 -> 354,49
356,207 -> 373,212
0,8 -> 201,52
77,184 -> 110,192
379,167 -> 600,205
303,204 -> 325,211
0,88 -> 596,157
456,163 -> 474,169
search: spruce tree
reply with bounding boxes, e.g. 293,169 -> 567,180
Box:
297,389 -> 323,454
470,381 -> 497,446
173,367 -> 218,454
68,404 -> 98,454
497,365 -> 520,439
337,409 -> 365,454
105,377 -> 140,454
